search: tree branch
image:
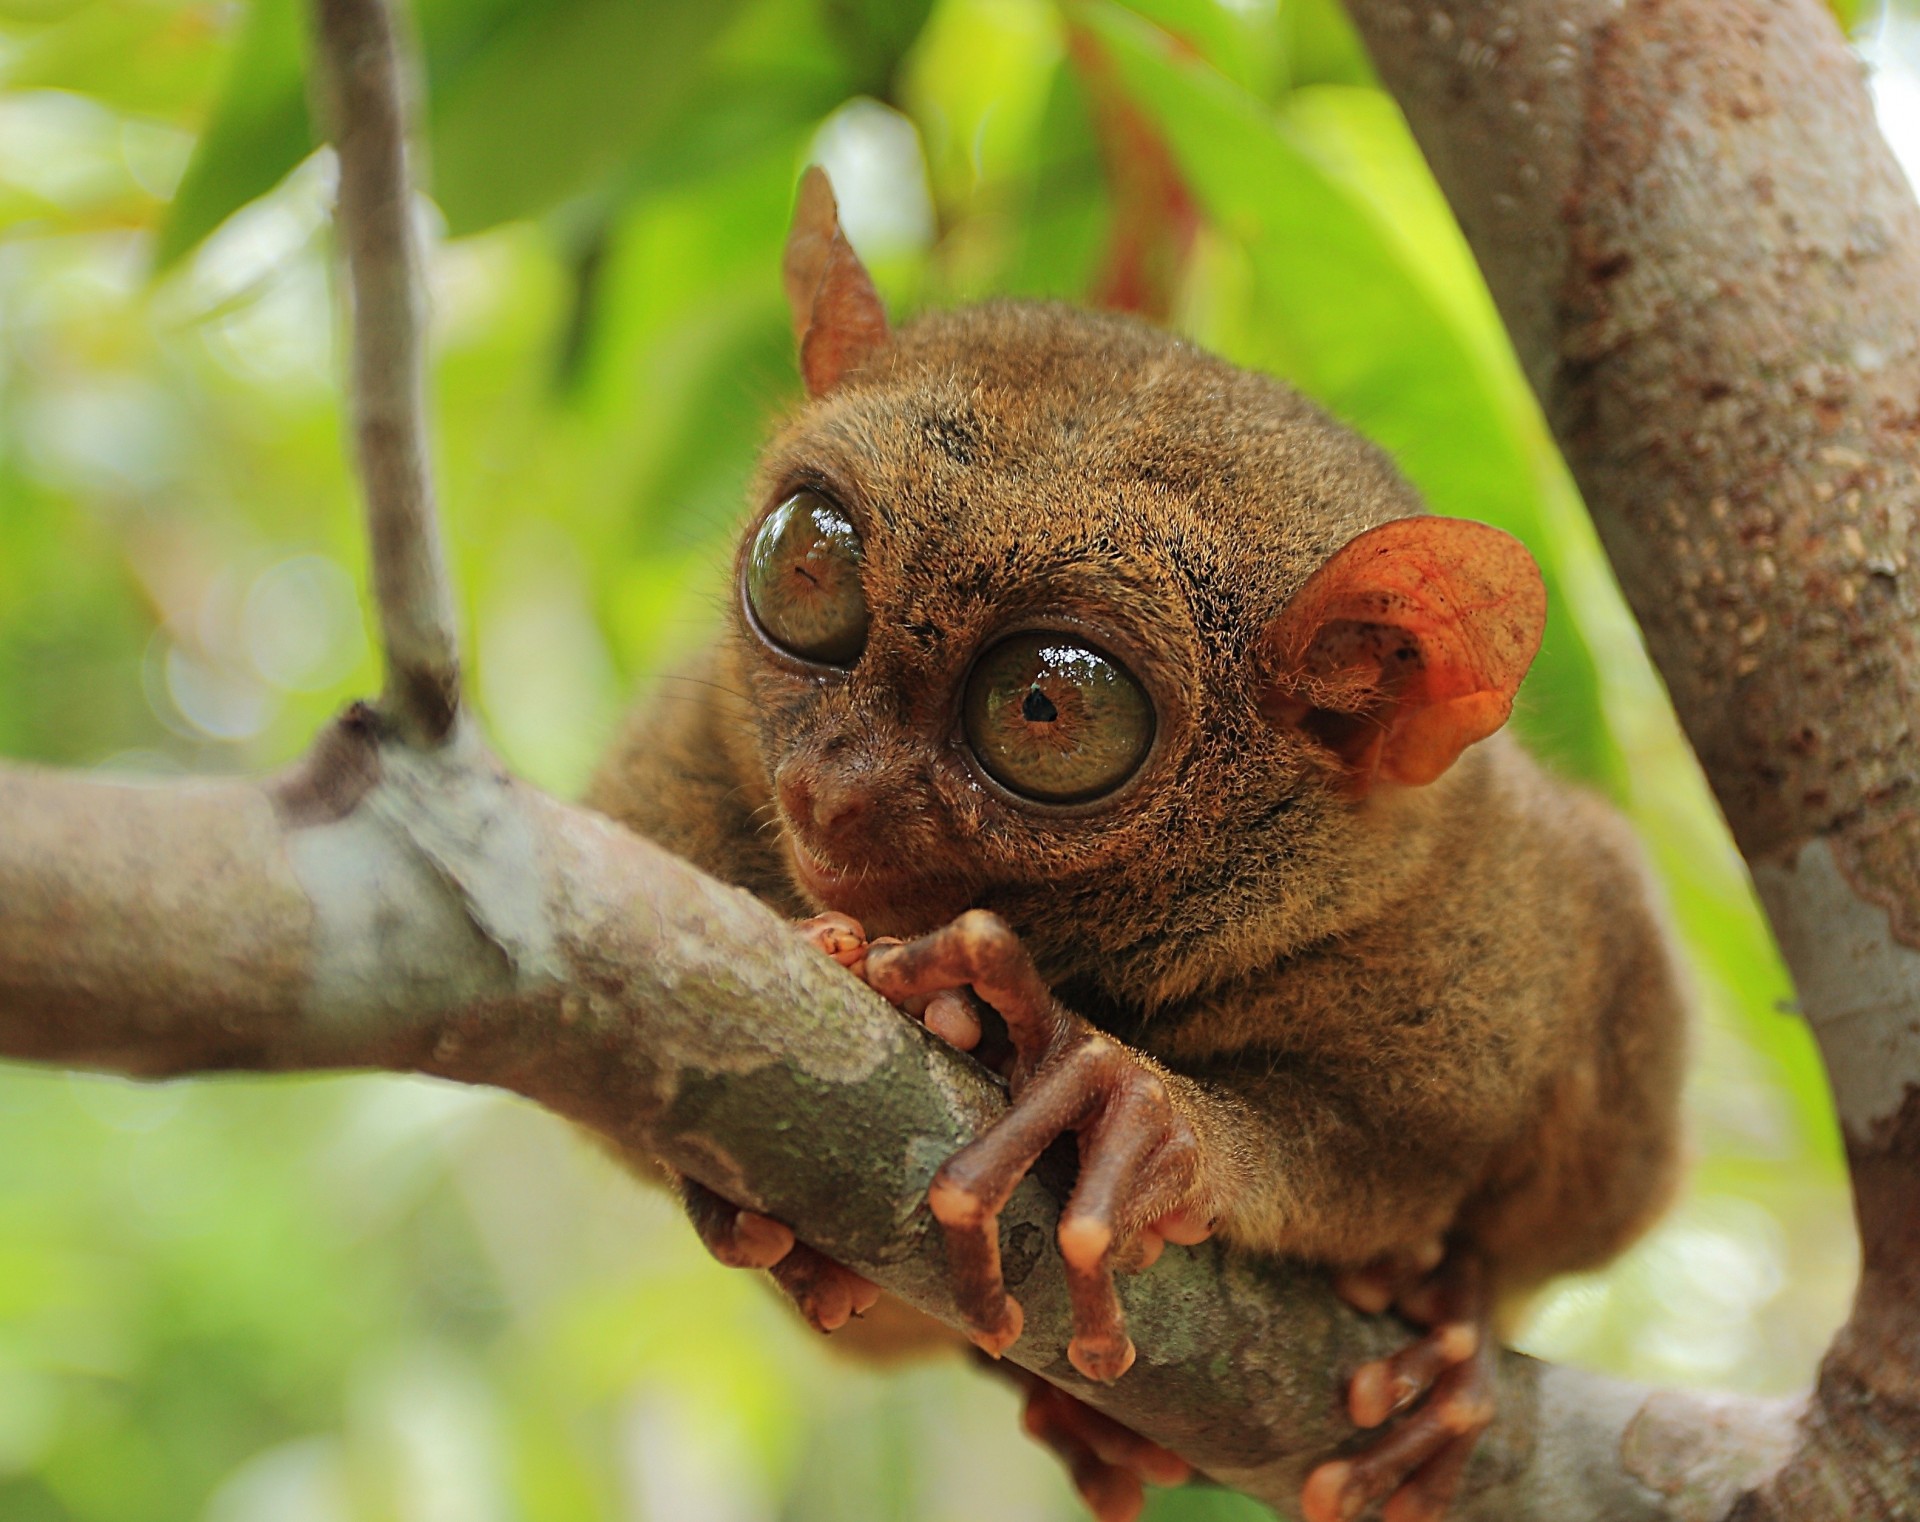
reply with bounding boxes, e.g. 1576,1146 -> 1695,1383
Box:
313,0 -> 461,744
0,734 -> 1798,1521
1340,0 -> 1920,1510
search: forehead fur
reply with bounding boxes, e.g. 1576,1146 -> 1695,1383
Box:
756,301 -> 1426,658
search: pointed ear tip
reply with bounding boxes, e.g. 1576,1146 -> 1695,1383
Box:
796,164 -> 837,211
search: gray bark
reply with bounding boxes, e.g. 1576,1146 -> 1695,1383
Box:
1342,1 -> 1920,1512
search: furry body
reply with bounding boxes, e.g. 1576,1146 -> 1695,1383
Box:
588,300 -> 1687,1301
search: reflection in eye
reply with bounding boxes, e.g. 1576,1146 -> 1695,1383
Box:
963,634 -> 1154,803
743,490 -> 869,666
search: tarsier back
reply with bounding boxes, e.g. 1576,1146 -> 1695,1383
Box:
588,169 -> 1688,1522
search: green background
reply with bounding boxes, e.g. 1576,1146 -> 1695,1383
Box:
0,0 -> 1878,1517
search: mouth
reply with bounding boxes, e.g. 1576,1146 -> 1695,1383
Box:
784,837 -> 970,933
785,839 -> 873,902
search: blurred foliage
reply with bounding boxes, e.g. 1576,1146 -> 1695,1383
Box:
0,0 -> 1882,1517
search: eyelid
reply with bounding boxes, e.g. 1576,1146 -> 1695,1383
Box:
763,465 -> 869,541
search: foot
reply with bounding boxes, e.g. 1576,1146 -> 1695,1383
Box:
1302,1249 -> 1497,1522
865,910 -> 1217,1382
1016,1366 -> 1191,1522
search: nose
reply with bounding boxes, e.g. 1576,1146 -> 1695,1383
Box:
777,761 -> 871,845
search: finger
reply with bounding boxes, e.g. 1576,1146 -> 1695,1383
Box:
1054,1083 -> 1179,1383
1062,1248 -> 1135,1383
866,910 -> 1061,1056
1333,1236 -> 1448,1318
1348,1322 -> 1480,1429
1304,1356 -> 1493,1522
1061,1074 -> 1197,1273
1333,1264 -> 1404,1317
1023,1387 -> 1149,1522
1056,1394 -> 1193,1488
924,988 -> 983,1050
1399,1250 -> 1482,1328
929,1148 -> 1027,1354
1382,1430 -> 1478,1522
772,1244 -> 858,1333
1302,1414 -> 1455,1522
730,1211 -> 799,1269
929,1043 -> 1109,1350
681,1179 -> 794,1269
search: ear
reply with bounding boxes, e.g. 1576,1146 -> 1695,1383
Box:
783,166 -> 890,398
1260,517 -> 1547,793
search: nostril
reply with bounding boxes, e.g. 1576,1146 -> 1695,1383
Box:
813,785 -> 867,838
777,761 -> 872,846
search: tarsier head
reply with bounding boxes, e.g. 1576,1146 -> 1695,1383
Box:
734,169 -> 1546,1004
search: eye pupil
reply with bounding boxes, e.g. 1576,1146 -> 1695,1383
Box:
1022,687 -> 1058,724
964,634 -> 1154,804
744,490 -> 868,666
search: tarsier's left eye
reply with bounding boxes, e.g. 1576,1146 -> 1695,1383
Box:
744,489 -> 869,666
963,634 -> 1154,804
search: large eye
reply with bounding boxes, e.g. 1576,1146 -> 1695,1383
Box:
744,490 -> 869,666
963,634 -> 1154,804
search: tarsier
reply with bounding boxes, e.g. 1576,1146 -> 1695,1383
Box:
588,170 -> 1688,1522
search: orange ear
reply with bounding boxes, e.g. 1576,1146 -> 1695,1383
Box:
1260,517 -> 1546,793
783,167 -> 889,398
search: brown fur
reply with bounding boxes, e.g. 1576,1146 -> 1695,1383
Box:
587,293 -> 1687,1311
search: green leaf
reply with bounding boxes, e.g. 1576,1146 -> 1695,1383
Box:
819,0 -> 937,95
426,0 -> 753,236
156,0 -> 752,268
1077,0 -> 1618,785
1283,0 -> 1375,89
1,0 -> 228,118
152,0 -> 309,272
1100,0 -> 1283,97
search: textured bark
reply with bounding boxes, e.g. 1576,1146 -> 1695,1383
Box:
1343,0 -> 1920,1513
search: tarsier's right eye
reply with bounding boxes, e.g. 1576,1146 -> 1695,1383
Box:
744,489 -> 869,667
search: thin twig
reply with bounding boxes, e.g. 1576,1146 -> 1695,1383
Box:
312,0 -> 461,744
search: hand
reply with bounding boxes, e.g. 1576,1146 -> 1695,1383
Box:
676,911 -> 886,1333
866,910 -> 1216,1382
